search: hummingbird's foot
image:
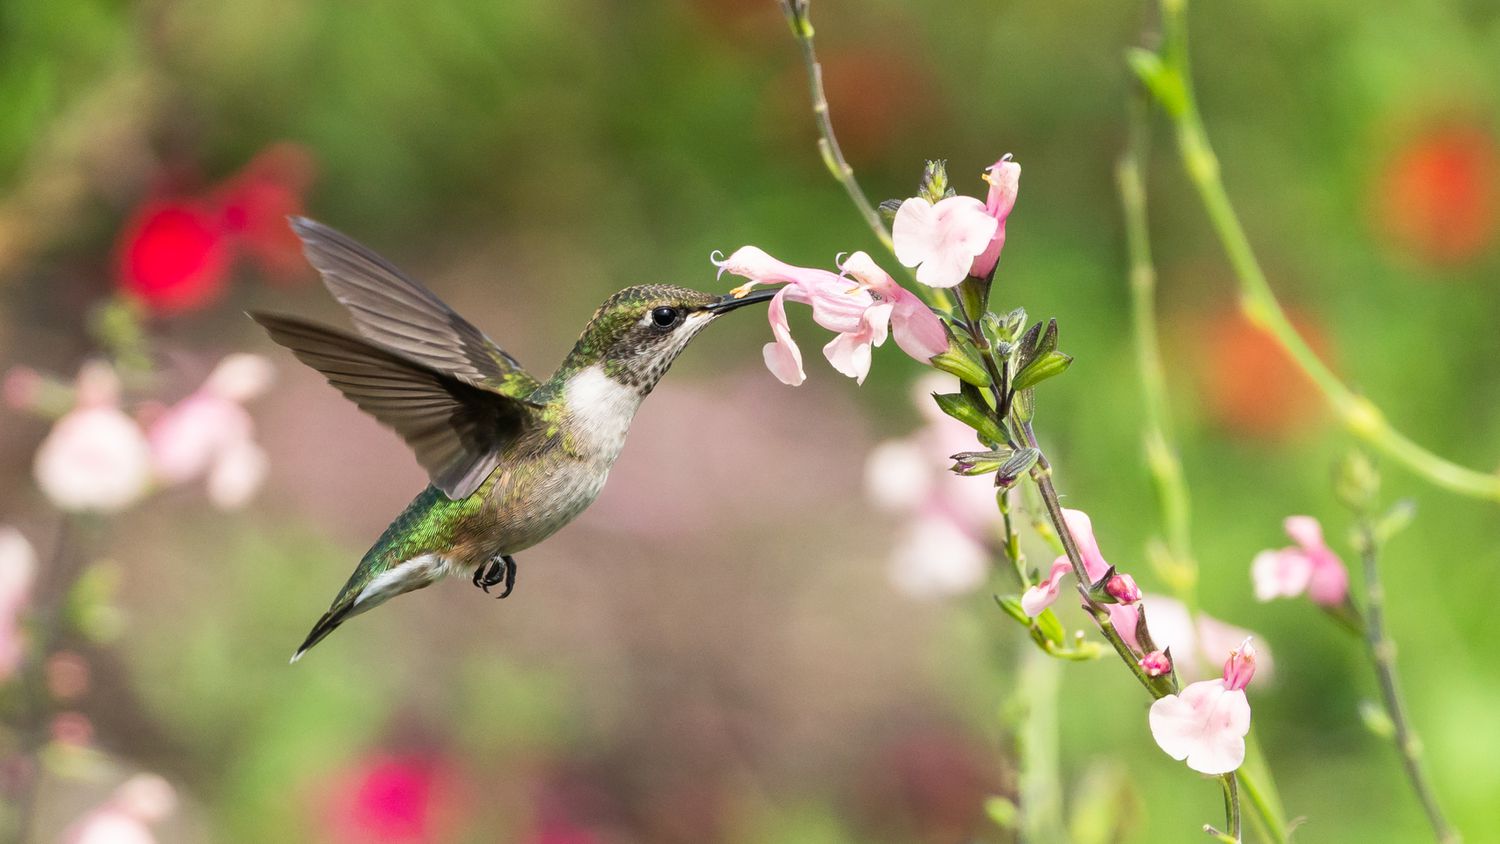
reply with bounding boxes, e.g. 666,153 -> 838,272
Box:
473,554 -> 518,598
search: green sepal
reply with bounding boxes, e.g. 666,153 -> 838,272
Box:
996,447 -> 1040,488
918,159 -> 950,204
950,448 -> 1012,476
1032,606 -> 1066,646
929,335 -> 991,387
933,392 -> 1006,446
1013,351 -> 1073,392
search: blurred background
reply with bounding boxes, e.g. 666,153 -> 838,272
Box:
2,0 -> 1499,841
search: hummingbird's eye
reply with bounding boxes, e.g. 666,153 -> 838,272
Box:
650,307 -> 681,329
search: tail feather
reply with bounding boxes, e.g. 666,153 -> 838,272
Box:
289,609 -> 350,664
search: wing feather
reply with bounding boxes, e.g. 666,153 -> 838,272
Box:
251,312 -> 533,500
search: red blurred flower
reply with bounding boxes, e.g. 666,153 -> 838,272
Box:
1377,122 -> 1500,265
115,143 -> 316,314
216,142 -> 318,281
116,200 -> 232,313
1193,306 -> 1329,440
322,752 -> 460,844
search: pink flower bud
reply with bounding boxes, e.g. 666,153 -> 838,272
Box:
1140,650 -> 1172,677
1105,572 -> 1142,604
1223,639 -> 1257,691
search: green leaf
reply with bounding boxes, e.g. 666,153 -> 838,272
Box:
932,392 -> 1007,446
1012,351 -> 1074,392
996,595 -> 1031,626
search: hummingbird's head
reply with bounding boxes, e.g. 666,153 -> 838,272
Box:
564,283 -> 775,394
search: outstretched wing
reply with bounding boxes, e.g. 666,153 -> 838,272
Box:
289,216 -> 541,399
251,312 -> 534,500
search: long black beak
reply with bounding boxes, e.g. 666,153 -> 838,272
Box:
704,287 -> 778,314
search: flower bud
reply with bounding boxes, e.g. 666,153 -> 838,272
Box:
1105,573 -> 1142,604
1223,639 -> 1257,691
1140,650 -> 1172,677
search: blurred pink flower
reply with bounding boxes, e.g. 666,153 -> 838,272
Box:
715,246 -> 945,384
0,528 -> 37,680
866,374 -> 999,598
969,156 -> 1021,279
147,354 -> 273,510
1143,595 -> 1273,682
323,752 -> 459,844
1148,640 -> 1256,774
62,773 -> 176,844
1251,515 -> 1350,607
33,362 -> 152,513
1020,559 -> 1070,617
892,195 -> 997,288
116,200 -> 233,314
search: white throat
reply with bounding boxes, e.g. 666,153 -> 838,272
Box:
563,365 -> 643,460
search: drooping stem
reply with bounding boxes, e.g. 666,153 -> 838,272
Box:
1148,0 -> 1500,501
1205,773 -> 1242,843
1355,520 -> 1462,844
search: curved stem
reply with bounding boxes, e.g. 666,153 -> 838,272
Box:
1356,520 -> 1462,843
1150,0 -> 1500,501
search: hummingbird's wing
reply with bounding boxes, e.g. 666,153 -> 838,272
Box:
288,217 -> 541,400
251,312 -> 536,500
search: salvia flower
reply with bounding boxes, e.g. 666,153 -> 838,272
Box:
892,195 -> 997,288
1148,639 -> 1256,774
969,156 -> 1021,279
33,362 -> 152,513
713,246 -> 944,385
1251,515 -> 1350,607
146,354 -> 274,510
1018,509 -> 1140,640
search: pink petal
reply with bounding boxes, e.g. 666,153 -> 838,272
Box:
892,199 -> 941,270
888,515 -> 989,599
1107,602 -> 1142,652
821,303 -> 891,385
892,196 -> 998,289
1251,548 -> 1313,601
712,245 -> 838,289
1223,639 -> 1257,690
864,439 -> 936,514
1021,558 -> 1071,617
148,395 -> 253,484
1283,515 -> 1326,552
207,440 -> 269,510
1148,679 -> 1250,774
787,276 -> 875,336
970,157 -> 1021,278
762,289 -> 806,386
889,295 -> 949,361
1058,508 -> 1111,583
204,354 -> 275,402
1306,556 -> 1350,607
34,407 -> 153,513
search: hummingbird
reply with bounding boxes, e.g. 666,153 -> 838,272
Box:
252,218 -> 774,662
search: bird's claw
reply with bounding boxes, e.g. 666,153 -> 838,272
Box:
473,555 -> 517,598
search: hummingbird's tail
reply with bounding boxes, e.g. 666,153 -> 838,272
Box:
289,609 -> 350,664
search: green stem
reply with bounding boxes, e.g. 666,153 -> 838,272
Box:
1219,773 -> 1242,842
1356,521 -> 1462,843
1117,94 -> 1198,606
1151,0 -> 1500,501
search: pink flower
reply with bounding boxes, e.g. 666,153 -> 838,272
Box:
1021,559 -> 1070,617
1105,573 -> 1142,604
147,354 -> 273,510
867,375 -> 1000,598
1140,650 -> 1172,677
1144,595 -> 1274,682
62,774 -> 176,844
714,246 -> 944,385
838,252 -> 950,361
969,157 -> 1021,279
892,195 -> 998,288
1251,515 -> 1350,606
322,752 -> 460,844
33,362 -> 152,513
1148,640 -> 1256,774
0,528 -> 37,680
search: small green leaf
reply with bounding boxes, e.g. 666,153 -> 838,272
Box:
1033,607 -> 1066,645
1012,351 -> 1074,392
932,392 -> 1007,446
996,595 -> 1030,626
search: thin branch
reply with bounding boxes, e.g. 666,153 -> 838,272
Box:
1147,0 -> 1500,501
1355,520 -> 1462,844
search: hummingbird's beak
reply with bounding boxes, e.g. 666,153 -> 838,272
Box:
704,287 -> 778,314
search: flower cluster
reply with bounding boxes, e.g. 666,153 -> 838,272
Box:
1251,515 -> 1350,607
8,355 -> 274,513
116,143 -> 316,314
715,156 -> 1020,385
